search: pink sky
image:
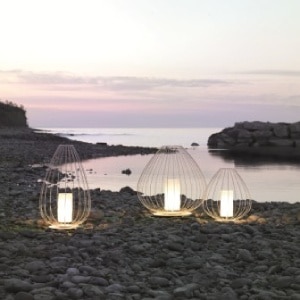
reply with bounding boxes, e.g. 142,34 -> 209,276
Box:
1,1 -> 300,128
1,69 -> 299,128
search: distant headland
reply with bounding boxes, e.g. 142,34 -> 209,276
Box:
0,100 -> 28,127
208,121 -> 300,160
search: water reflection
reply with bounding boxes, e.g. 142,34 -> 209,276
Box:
208,148 -> 300,166
209,149 -> 300,204
82,147 -> 300,203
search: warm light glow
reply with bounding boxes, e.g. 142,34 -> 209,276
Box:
164,179 -> 181,211
58,193 -> 73,223
220,190 -> 233,217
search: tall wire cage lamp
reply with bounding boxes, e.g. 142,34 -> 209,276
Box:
203,168 -> 252,221
137,145 -> 206,216
40,144 -> 91,229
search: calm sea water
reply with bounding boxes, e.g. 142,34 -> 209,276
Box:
41,127 -> 300,203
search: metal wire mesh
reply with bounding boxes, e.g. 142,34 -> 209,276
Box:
137,145 -> 206,216
203,168 -> 252,221
39,144 -> 91,229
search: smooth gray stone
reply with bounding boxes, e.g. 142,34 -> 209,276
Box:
105,283 -> 126,293
237,248 -> 254,262
14,292 -> 34,300
149,276 -> 170,287
80,284 -> 105,297
25,261 -> 47,273
173,283 -> 199,298
66,268 -> 80,276
33,294 -> 56,300
4,279 -> 33,292
67,287 -> 84,300
70,275 -> 91,284
272,276 -> 294,289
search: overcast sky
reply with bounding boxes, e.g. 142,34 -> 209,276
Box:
0,0 -> 300,128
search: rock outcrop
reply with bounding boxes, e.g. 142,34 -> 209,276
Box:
0,101 -> 28,127
208,121 -> 300,149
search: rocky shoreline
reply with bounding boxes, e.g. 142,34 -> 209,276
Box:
208,121 -> 300,161
0,127 -> 300,300
0,127 -> 157,166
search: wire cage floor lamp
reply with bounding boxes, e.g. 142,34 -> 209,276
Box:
203,168 -> 252,221
39,144 -> 91,229
137,145 -> 206,216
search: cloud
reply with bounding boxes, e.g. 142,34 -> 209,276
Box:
238,70 -> 300,77
98,77 -> 231,90
3,70 -> 300,113
0,69 -> 232,91
2,68 -> 300,128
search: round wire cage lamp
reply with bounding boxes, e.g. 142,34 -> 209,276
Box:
137,145 -> 206,217
40,144 -> 91,229
203,168 -> 252,221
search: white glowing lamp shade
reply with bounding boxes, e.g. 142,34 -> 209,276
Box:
57,193 -> 73,223
220,190 -> 233,217
40,145 -> 91,229
137,145 -> 206,216
203,168 -> 252,221
164,179 -> 181,211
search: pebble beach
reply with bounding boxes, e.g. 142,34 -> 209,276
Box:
0,128 -> 300,300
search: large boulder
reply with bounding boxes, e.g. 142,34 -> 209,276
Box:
207,121 -> 300,155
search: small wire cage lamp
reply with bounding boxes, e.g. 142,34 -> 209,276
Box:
39,144 -> 91,229
203,168 -> 252,221
137,145 -> 206,216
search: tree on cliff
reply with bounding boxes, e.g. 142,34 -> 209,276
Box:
0,100 -> 28,127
